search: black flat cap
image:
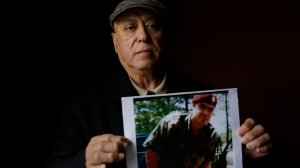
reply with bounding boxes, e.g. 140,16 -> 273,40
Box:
109,0 -> 166,28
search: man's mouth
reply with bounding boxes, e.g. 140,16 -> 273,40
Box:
136,48 -> 152,54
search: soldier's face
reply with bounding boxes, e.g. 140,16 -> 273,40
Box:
194,103 -> 214,125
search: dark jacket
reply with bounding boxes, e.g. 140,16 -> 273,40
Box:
44,63 -> 211,168
44,63 -> 271,168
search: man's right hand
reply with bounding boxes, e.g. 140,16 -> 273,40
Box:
85,134 -> 130,168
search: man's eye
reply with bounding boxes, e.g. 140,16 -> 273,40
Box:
125,25 -> 135,31
146,23 -> 158,30
199,104 -> 206,109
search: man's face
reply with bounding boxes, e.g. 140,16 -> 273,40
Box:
111,8 -> 165,72
193,103 -> 215,125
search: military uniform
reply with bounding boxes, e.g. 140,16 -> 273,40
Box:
143,112 -> 221,168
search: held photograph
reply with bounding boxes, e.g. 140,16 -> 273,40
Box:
122,88 -> 242,168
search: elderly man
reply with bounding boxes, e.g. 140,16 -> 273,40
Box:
45,0 -> 272,168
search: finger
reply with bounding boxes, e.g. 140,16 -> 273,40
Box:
255,143 -> 272,153
91,134 -> 130,147
240,124 -> 265,144
91,135 -> 130,152
244,146 -> 270,159
92,152 -> 125,164
245,133 -> 271,150
94,134 -> 129,143
90,164 -> 106,168
100,164 -> 106,168
92,141 -> 127,153
237,118 -> 256,136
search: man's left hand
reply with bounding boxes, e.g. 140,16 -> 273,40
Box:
237,118 -> 272,159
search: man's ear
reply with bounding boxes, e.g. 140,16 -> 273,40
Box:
111,32 -> 118,53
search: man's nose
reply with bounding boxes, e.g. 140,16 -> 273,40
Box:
137,26 -> 150,42
203,109 -> 212,115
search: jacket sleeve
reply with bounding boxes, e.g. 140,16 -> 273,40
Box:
44,89 -> 91,168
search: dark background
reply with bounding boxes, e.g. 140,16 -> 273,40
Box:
5,0 -> 299,167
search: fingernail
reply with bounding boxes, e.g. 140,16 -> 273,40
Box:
256,148 -> 261,153
118,153 -> 125,160
241,138 -> 247,144
100,164 -> 106,168
246,144 -> 254,149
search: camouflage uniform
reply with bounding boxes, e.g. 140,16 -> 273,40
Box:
143,112 -> 221,168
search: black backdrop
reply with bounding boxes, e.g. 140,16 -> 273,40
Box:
6,0 -> 300,167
